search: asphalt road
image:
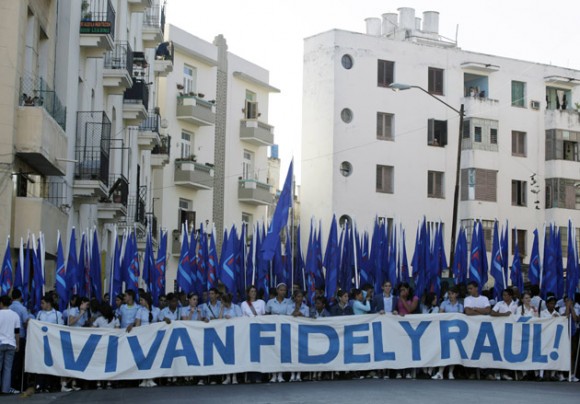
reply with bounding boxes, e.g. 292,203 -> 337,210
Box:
3,379 -> 579,404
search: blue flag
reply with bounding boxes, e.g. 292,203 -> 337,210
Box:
142,227 -> 154,293
528,229 -> 541,286
31,234 -> 44,313
324,216 -> 339,303
452,227 -> 467,285
153,229 -> 168,304
66,229 -> 79,298
566,221 -> 579,300
262,160 -> 293,260
0,237 -> 13,296
23,237 -> 31,308
110,229 -> 123,307
79,233 -> 90,299
294,224 -> 305,290
55,233 -> 67,311
90,228 -> 102,301
542,225 -> 557,299
198,224 -> 209,296
555,228 -> 564,300
491,221 -> 505,301
177,224 -> 193,294
14,238 -> 24,295
220,226 -> 237,295
207,229 -> 218,290
511,228 -> 523,293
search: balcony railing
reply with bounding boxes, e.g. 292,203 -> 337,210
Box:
75,111 -> 111,186
124,80 -> 149,111
155,41 -> 173,63
152,134 -> 171,156
20,73 -> 66,130
238,179 -> 273,205
104,41 -> 133,76
80,0 -> 116,39
107,174 -> 129,206
139,110 -> 160,133
176,95 -> 215,126
144,2 -> 165,35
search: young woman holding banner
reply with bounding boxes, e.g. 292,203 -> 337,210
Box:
241,285 -> 266,383
133,293 -> 159,388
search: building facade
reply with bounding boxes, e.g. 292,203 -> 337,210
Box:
156,25 -> 279,289
1,0 -> 171,290
301,8 -> 580,269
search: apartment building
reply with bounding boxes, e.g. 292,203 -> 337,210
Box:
1,0 -> 171,288
301,8 -> 580,265
155,25 -> 279,288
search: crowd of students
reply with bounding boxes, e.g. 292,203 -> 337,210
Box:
1,280 -> 579,395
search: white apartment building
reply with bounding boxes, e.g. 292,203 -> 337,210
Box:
1,0 -> 171,289
156,25 -> 279,289
301,8 -> 580,266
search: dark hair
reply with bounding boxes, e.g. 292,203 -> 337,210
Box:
0,295 -> 11,307
449,286 -> 459,295
530,285 -> 540,297
467,281 -> 479,289
361,283 -> 373,292
125,290 -> 136,300
502,288 -> 514,297
424,292 -> 437,309
41,295 -> 53,308
116,293 -> 124,301
140,293 -> 153,323
520,291 -> 532,316
336,290 -> 348,299
293,289 -> 304,299
11,289 -> 22,300
221,293 -> 233,305
351,288 -> 362,299
208,288 -> 219,295
166,292 -> 176,301
315,296 -> 327,306
99,302 -> 115,323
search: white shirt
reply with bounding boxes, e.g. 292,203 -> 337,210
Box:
464,295 -> 491,310
516,305 -> 538,318
93,316 -> 120,328
266,297 -> 291,315
540,309 -> 561,319
492,300 -> 518,315
135,306 -> 160,325
0,309 -> 20,347
37,309 -> 64,325
241,299 -> 266,317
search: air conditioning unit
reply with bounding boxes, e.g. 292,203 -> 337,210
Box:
530,100 -> 541,110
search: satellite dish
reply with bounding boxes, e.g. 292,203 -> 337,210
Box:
160,119 -> 168,129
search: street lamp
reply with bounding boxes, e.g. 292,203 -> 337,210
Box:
389,82 -> 465,271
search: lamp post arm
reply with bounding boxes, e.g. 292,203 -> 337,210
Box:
411,86 -> 463,115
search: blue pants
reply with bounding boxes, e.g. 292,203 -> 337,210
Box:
0,344 -> 16,393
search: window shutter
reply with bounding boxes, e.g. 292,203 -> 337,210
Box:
565,185 -> 576,209
245,101 -> 258,119
376,165 -> 382,190
461,169 -> 468,200
428,119 -> 434,144
511,181 -> 517,205
441,121 -> 448,146
428,172 -> 433,196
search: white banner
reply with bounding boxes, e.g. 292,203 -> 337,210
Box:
26,314 -> 570,380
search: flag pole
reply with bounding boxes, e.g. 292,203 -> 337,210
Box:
352,220 -> 359,289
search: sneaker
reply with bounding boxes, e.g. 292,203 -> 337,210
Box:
72,385 -> 81,391
106,382 -> 113,390
8,388 -> 20,394
296,376 -> 302,382
96,382 -> 102,390
147,380 -> 157,387
383,375 -> 390,380
448,373 -> 455,380
210,381 -> 216,385
558,374 -> 566,382
269,376 -> 277,383
197,379 -> 205,386
139,380 -> 148,388
570,376 -> 579,382
232,376 -> 238,385
289,375 -> 296,382
405,373 -> 412,379
502,374 -> 513,381
396,373 -> 402,379
223,376 -> 231,385
277,374 -> 285,383
431,373 -> 443,380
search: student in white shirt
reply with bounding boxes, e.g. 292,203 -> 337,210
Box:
266,283 -> 291,315
219,294 -> 241,385
464,281 -> 491,316
516,291 -> 538,319
491,288 -> 518,317
240,285 -> 266,384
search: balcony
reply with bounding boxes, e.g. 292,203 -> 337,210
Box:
123,79 -> 149,124
544,109 -> 580,131
154,41 -> 173,77
16,75 -> 68,176
128,0 -> 152,13
176,95 -> 215,126
79,0 -> 115,56
238,179 -> 273,205
174,160 -> 214,190
137,111 -> 160,150
240,119 -> 275,146
462,96 -> 500,120
151,135 -> 170,167
97,174 -> 129,221
103,41 -> 133,92
142,2 -> 165,48
73,111 -> 111,199
13,196 -> 68,256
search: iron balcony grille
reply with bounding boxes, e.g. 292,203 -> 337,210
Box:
144,2 -> 166,36
75,111 -> 112,186
104,41 -> 133,77
80,0 -> 116,39
139,110 -> 160,133
124,80 -> 149,111
152,135 -> 170,156
20,73 -> 67,130
108,174 -> 129,206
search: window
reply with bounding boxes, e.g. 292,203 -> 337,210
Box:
242,150 -> 255,180
427,119 -> 447,146
340,108 -> 353,123
490,128 -> 498,145
376,165 -> 394,193
474,126 -> 482,143
563,141 -> 578,161
178,198 -> 195,233
179,131 -> 193,159
464,73 -> 489,98
341,54 -> 353,69
245,90 -> 258,119
377,112 -> 393,140
428,67 -> 444,95
546,87 -> 571,110
461,168 -> 497,202
242,212 -> 253,225
461,219 -> 494,252
511,180 -> 527,206
428,171 -> 444,198
512,131 -> 526,156
545,178 -> 580,210
511,81 -> 526,107
377,59 -> 394,87
511,229 -> 527,257
183,65 -> 196,94
340,161 -> 353,177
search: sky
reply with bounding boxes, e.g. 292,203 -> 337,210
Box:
166,0 -> 580,184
